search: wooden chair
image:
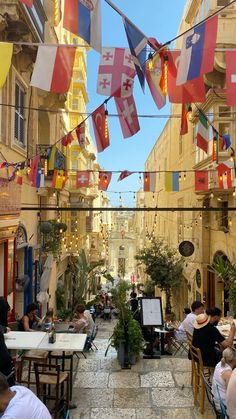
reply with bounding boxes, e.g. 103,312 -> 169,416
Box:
185,330 -> 193,385
201,372 -> 223,419
48,351 -> 74,400
34,362 -> 70,419
18,350 -> 48,388
188,343 -> 214,414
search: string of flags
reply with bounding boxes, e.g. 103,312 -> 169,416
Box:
1,154 -> 236,194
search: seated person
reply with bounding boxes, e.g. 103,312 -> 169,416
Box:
192,312 -> 236,367
0,326 -> 15,386
0,372 -> 51,418
130,292 -> 139,313
0,297 -> 11,332
226,366 -> 236,419
73,304 -> 95,337
18,303 -> 42,332
41,308 -> 55,331
183,307 -> 191,318
175,301 -> 204,342
212,347 -> 236,412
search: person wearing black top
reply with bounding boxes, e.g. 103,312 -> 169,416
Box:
0,326 -> 15,386
0,297 -> 10,330
192,312 -> 236,367
130,292 -> 138,313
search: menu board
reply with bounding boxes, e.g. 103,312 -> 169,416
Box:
141,298 -> 163,327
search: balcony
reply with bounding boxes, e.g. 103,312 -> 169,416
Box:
0,0 -> 47,41
36,144 -> 66,187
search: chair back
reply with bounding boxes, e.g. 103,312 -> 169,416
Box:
185,330 -> 193,346
216,384 -> 230,419
201,372 -> 220,416
34,363 -> 61,390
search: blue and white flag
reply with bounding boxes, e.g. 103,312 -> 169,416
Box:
220,134 -> 231,151
176,15 -> 218,86
123,17 -> 147,91
36,168 -> 45,188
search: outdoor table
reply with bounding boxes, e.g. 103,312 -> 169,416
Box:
38,333 -> 86,352
154,327 -> 173,355
4,331 -> 47,350
217,324 -> 236,342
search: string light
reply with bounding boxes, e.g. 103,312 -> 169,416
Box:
139,174 -> 142,184
179,173 -> 182,182
183,172 -> 186,181
44,159 -> 48,177
199,214 -> 202,220
133,192 -> 136,201
163,54 -> 168,95
210,192 -> 214,198
53,191 -> 56,197
152,193 -> 155,202
104,109 -> 109,139
187,104 -> 193,122
233,188 -> 236,197
229,217 -> 233,226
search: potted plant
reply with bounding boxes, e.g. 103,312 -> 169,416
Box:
110,281 -> 143,367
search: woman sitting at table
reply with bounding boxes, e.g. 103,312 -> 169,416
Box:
18,303 -> 42,332
73,304 -> 95,336
212,347 -> 236,412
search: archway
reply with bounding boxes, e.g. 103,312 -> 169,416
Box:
207,251 -> 230,316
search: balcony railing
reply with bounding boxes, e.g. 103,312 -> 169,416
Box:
36,144 -> 66,178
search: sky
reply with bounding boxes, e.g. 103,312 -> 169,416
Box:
86,0 -> 187,206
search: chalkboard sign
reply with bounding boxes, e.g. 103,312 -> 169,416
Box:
140,297 -> 163,327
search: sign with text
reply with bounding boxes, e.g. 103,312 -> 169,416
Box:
141,297 -> 163,327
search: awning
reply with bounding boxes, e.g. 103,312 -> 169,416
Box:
37,254 -> 54,304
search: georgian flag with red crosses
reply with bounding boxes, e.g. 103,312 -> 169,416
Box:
97,47 -> 135,98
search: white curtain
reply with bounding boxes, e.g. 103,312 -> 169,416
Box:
36,254 -> 54,304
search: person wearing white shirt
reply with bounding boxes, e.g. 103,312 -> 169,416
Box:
0,373 -> 51,419
175,301 -> 204,341
226,365 -> 236,418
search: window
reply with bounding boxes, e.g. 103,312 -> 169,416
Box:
72,98 -> 79,110
14,81 -> 25,146
219,201 -> 228,229
71,160 -> 77,170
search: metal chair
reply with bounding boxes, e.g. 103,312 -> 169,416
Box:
34,362 -> 70,419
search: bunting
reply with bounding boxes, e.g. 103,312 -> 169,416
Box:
197,111 -> 209,153
165,172 -> 179,192
195,170 -> 209,191
28,155 -> 40,187
61,133 -> 73,147
217,159 -> 235,189
52,170 -> 67,189
92,105 -> 110,152
117,170 -> 134,181
98,171 -> 112,191
145,53 -> 166,109
76,171 -> 90,188
143,172 -> 156,192
76,123 -> 86,147
115,95 -> 140,139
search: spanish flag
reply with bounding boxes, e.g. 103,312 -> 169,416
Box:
52,170 -> 67,189
0,43 -> 13,88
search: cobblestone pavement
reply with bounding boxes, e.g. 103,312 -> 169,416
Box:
70,319 -> 215,419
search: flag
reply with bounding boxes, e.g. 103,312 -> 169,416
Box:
176,15 -> 218,85
76,171 -> 90,188
52,170 -> 67,189
167,51 -> 206,103
63,0 -> 101,52
19,0 -> 33,6
180,104 -> 188,135
31,46 -> 76,93
115,95 -> 140,139
217,160 -> 235,189
226,51 -> 236,106
145,53 -> 166,109
92,105 -> 110,152
98,172 -> 112,191
16,170 -> 23,185
123,17 -> 147,91
165,172 -> 179,192
0,43 -> 13,88
219,134 -> 231,151
76,122 -> 85,147
197,110 -> 209,153
143,172 -> 156,192
97,47 -> 135,97
48,145 -> 57,171
36,168 -> 44,188
195,171 -> 209,191
28,155 -> 40,187
118,170 -> 134,181
61,132 -> 73,147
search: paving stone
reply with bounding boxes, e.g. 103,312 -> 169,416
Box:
77,359 -> 100,372
100,357 -> 121,371
69,408 -> 90,419
90,408 -> 136,418
136,408 -> 161,419
113,388 -> 150,408
141,371 -> 175,388
108,371 -> 140,388
72,388 -> 113,407
161,408 -> 194,418
151,387 -> 194,408
171,358 -> 192,371
74,372 -> 109,388
174,371 -> 192,387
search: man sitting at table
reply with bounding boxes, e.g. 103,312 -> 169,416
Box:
18,303 -> 42,332
0,372 -> 51,418
192,312 -> 236,367
175,300 -> 204,341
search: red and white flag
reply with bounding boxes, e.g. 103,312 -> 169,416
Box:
31,46 -> 75,93
97,47 -> 135,97
226,51 -> 236,106
115,95 -> 140,139
195,171 -> 209,191
217,159 -> 235,189
167,51 -> 206,104
145,53 -> 166,109
180,104 -> 188,135
76,171 -> 90,188
98,171 -> 112,191
28,155 -> 40,187
143,172 -> 156,192
118,170 -> 134,181
61,132 -> 73,147
92,105 -> 110,152
76,122 -> 85,147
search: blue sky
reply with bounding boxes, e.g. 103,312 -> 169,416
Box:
87,0 -> 186,206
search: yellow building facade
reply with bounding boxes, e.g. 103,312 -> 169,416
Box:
142,0 -> 236,317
